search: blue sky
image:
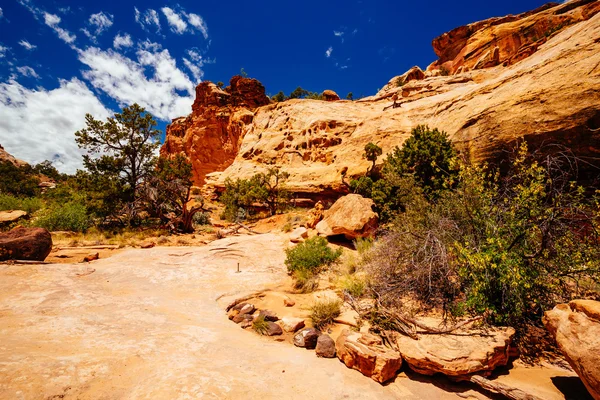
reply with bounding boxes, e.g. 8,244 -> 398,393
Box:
0,0 -> 550,173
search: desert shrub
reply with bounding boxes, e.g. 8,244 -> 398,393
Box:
285,236 -> 342,274
193,211 -> 211,226
439,66 -> 450,76
0,161 -> 40,197
338,274 -> 366,297
0,193 -> 43,214
252,315 -> 270,335
310,299 -> 342,329
282,222 -> 293,233
219,167 -> 289,221
292,269 -> 320,293
33,202 -> 90,232
364,143 -> 600,328
353,237 -> 374,255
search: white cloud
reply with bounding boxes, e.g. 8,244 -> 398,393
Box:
0,44 -> 8,58
0,78 -> 111,173
77,46 -> 195,120
113,33 -> 133,49
161,7 -> 187,34
43,12 -> 76,44
19,40 -> 37,50
16,66 -> 40,78
134,7 -> 161,33
334,30 -> 345,43
325,46 -> 333,58
83,11 -> 114,40
0,8 -> 3,20
186,12 -> 208,39
183,58 -> 202,82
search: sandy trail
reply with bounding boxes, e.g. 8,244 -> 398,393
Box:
1,233 -> 489,399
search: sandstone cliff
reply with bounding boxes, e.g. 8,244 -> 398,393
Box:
0,144 -> 28,168
162,1 -> 600,199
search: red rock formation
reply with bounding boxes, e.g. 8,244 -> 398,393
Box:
322,90 -> 340,101
0,144 -> 28,167
160,76 -> 270,184
428,0 -> 600,75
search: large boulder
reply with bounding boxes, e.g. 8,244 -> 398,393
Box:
0,210 -> 28,224
0,227 -> 52,261
394,327 -> 515,378
322,90 -> 340,102
336,329 -> 402,383
543,300 -> 600,400
316,194 -> 378,239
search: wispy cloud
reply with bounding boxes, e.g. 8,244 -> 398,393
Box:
43,12 -> 76,44
113,33 -> 133,49
83,11 -> 114,41
16,66 -> 40,78
0,44 -> 9,58
0,7 -> 4,21
18,40 -> 37,50
325,46 -> 333,58
134,7 -> 161,33
161,7 -> 187,34
186,12 -> 209,39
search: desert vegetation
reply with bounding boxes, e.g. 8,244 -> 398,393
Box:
346,126 -> 600,354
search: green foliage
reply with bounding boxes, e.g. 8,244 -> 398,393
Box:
240,68 -> 248,78
395,77 -> 405,87
271,91 -> 287,102
384,125 -> 457,198
289,86 -> 309,99
346,92 -> 353,100
193,212 -> 211,226
0,161 -> 40,197
216,81 -> 224,88
310,299 -> 342,329
349,176 -> 374,198
439,66 -> 450,76
353,237 -> 373,255
364,142 -> 382,173
338,274 -> 366,297
33,160 -> 64,181
292,269 -> 320,293
252,315 -> 270,335
285,236 -> 342,274
0,193 -> 43,214
219,167 -> 289,221
364,143 -> 600,329
32,202 -> 90,232
75,103 -> 161,208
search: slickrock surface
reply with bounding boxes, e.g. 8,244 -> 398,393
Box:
0,233 -> 477,399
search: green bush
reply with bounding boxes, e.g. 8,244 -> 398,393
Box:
192,212 -> 211,226
33,202 -> 90,232
0,193 -> 43,214
292,269 -> 320,293
310,299 -> 342,329
0,161 -> 40,197
285,236 -> 342,274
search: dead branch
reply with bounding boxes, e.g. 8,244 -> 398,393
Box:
469,375 -> 544,400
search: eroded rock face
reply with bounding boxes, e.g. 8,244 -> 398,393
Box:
165,2 -> 600,200
428,1 -> 600,75
0,227 -> 52,261
336,329 -> 402,383
322,90 -> 340,101
394,327 -> 516,378
0,144 -> 28,167
160,76 -> 270,184
316,194 -> 378,239
543,300 -> 600,400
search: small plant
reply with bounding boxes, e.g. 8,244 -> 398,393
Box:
282,222 -> 293,233
310,299 -> 342,329
338,274 -> 366,297
293,269 -> 320,293
395,77 -> 405,87
252,315 -> 269,335
353,237 -> 373,255
439,66 -> 450,76
285,236 -> 342,274
0,193 -> 43,214
193,211 -> 211,226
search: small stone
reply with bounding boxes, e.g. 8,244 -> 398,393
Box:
228,303 -> 255,320
258,309 -> 279,322
281,317 -> 305,333
240,319 -> 252,329
293,328 -> 320,349
140,241 -> 155,249
284,298 -> 296,307
83,253 -> 99,262
316,334 -> 336,358
266,321 -> 283,336
233,313 -> 254,324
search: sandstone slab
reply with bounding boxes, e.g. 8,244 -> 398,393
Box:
336,329 -> 402,383
543,300 -> 600,400
0,210 -> 27,224
394,327 -> 515,378
280,317 -> 305,333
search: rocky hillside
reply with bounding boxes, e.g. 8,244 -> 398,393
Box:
162,1 -> 600,199
0,145 -> 28,168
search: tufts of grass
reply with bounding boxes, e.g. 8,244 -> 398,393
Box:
310,299 -> 342,330
282,222 -> 293,233
353,237 -> 373,255
293,269 -> 319,293
252,315 -> 269,335
337,274 -> 366,298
